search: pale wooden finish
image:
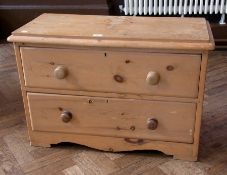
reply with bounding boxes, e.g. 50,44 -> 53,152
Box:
21,47 -> 201,98
12,14 -> 210,42
24,86 -> 199,103
12,41 -> 213,54
29,131 -> 194,156
8,14 -> 215,161
54,66 -> 68,79
146,71 -> 160,85
13,44 -> 34,147
27,93 -> 196,143
2,43 -> 227,174
192,52 -> 209,158
7,14 -> 214,50
8,35 -> 214,51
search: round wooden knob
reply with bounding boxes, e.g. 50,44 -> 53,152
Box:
61,111 -> 72,123
54,66 -> 68,79
146,71 -> 160,85
147,118 -> 158,130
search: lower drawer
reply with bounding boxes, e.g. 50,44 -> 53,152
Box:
27,93 -> 196,143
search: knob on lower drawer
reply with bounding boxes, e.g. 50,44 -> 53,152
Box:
147,118 -> 158,130
61,111 -> 72,123
54,66 -> 68,79
146,71 -> 160,85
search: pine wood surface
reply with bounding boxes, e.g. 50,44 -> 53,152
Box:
27,93 -> 196,143
12,14 -> 209,42
7,14 -> 214,50
0,42 -> 227,174
20,47 -> 201,98
16,43 -> 206,161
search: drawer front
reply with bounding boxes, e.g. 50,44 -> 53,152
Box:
27,93 -> 196,143
21,47 -> 201,98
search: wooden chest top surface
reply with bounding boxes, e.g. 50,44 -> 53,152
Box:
8,13 -> 214,50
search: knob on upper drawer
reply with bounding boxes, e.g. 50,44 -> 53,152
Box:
146,71 -> 160,85
54,66 -> 68,79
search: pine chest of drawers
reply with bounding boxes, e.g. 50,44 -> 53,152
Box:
8,13 -> 214,161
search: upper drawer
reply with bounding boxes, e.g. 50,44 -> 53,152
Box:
21,47 -> 201,98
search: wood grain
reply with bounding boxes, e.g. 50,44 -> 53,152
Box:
9,15 -> 214,162
16,44 -> 204,161
7,14 -> 215,50
1,42 -> 227,174
7,14 -> 214,164
12,14 -> 210,42
27,92 -> 196,143
21,47 -> 201,98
